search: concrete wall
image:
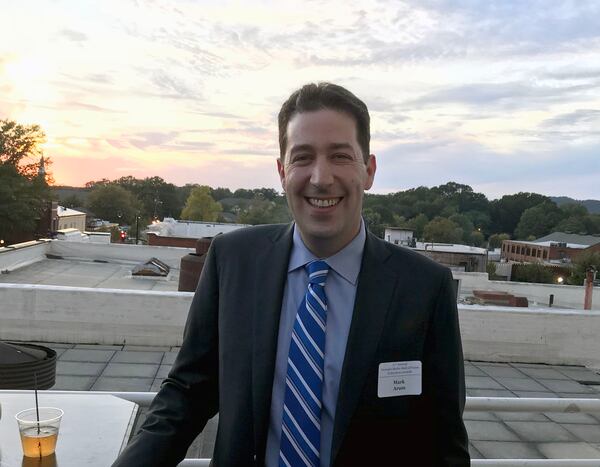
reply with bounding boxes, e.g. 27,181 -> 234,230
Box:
460,305 -> 600,369
48,240 -> 194,269
2,283 -> 600,368
0,241 -> 49,271
453,271 -> 600,310
0,283 -> 193,346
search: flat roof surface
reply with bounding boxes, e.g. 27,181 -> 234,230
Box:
0,258 -> 180,291
18,341 -> 600,460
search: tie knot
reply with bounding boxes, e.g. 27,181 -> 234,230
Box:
306,260 -> 330,286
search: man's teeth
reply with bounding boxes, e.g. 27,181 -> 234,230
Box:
308,198 -> 340,207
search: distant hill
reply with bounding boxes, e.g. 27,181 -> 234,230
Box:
551,196 -> 600,214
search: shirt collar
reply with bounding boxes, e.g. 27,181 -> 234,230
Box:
288,219 -> 366,286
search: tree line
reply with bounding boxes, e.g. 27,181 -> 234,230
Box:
2,119 -> 600,248
57,178 -> 600,248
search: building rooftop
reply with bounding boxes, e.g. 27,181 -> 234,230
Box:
0,257 -> 180,291
57,206 -> 86,218
506,239 -> 591,249
146,218 -> 247,239
15,340 -> 600,460
535,232 -> 600,247
414,241 -> 488,255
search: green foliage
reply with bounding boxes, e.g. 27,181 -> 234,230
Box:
363,208 -> 383,237
406,214 -> 428,239
423,217 -> 463,243
86,185 -> 142,225
486,262 -> 499,280
491,192 -> 551,237
469,230 -> 485,247
514,201 -> 564,239
488,233 -> 510,249
0,164 -> 50,241
567,251 -> 600,286
511,263 -> 554,284
237,194 -> 290,225
181,186 -> 222,222
0,119 -> 47,178
61,194 -> 83,208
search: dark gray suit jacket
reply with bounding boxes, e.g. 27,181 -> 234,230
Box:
112,224 -> 469,466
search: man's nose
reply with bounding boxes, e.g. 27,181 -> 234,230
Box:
310,157 -> 334,188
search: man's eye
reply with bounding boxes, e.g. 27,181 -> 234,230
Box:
333,153 -> 352,160
292,154 -> 311,163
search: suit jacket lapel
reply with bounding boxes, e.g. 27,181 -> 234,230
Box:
330,232 -> 398,463
252,223 -> 293,462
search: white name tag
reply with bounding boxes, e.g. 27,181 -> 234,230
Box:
377,361 -> 422,398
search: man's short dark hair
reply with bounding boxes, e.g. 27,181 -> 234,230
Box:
278,82 -> 371,163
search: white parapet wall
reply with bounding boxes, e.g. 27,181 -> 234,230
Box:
460,305 -> 600,369
0,283 -> 194,346
48,240 -> 193,269
454,271 -> 600,310
1,283 -> 600,368
0,241 -> 50,272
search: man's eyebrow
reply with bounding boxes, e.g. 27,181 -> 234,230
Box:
329,143 -> 355,151
289,144 -> 315,154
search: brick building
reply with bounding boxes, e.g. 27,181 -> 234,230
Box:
501,232 -> 600,264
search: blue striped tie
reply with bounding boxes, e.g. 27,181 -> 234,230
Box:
279,260 -> 330,467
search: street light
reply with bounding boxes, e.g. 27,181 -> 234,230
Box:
557,276 -> 564,284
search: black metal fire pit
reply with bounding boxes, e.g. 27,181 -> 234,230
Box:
0,342 -> 57,389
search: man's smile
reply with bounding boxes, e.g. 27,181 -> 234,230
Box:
306,197 -> 342,208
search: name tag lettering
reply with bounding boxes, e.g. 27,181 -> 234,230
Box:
378,361 -> 422,398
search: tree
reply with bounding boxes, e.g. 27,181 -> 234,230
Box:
0,120 -> 52,244
0,164 -> 50,242
181,186 -> 222,222
512,263 -> 554,284
491,192 -> 551,237
363,208 -> 383,237
449,213 -> 474,243
567,250 -> 600,286
514,202 -> 564,239
0,119 -> 47,177
488,233 -> 510,249
423,217 -> 463,243
86,185 -> 142,225
406,214 -> 429,239
469,230 -> 485,247
237,194 -> 290,225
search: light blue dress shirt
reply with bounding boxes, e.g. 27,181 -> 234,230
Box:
265,221 -> 366,467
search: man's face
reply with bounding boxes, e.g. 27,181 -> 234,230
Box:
277,109 -> 376,257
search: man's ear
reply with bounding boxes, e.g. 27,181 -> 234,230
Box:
364,154 -> 376,190
277,158 -> 286,191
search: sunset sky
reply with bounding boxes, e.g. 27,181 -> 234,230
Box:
1,0 -> 599,199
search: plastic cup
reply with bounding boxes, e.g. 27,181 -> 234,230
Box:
15,408 -> 63,458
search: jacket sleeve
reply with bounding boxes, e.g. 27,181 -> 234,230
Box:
423,268 -> 470,466
111,239 -> 221,467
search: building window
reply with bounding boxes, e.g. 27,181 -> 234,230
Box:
543,250 -> 548,259
511,245 -> 515,253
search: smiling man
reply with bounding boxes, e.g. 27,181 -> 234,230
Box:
112,83 -> 469,467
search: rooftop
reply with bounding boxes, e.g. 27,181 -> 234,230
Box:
57,205 -> 86,217
535,232 -> 600,247
146,217 -> 247,239
1,238 -> 600,462
414,241 -> 488,255
15,340 -> 600,460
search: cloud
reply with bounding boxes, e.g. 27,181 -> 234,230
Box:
374,138 -> 600,199
542,109 -> 600,127
59,29 -> 88,42
405,81 -> 599,109
149,69 -> 199,100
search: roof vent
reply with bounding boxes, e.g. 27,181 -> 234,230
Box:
132,257 -> 170,277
